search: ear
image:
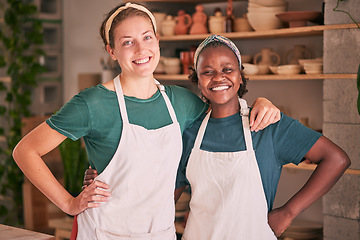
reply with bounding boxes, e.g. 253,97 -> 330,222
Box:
106,45 -> 117,61
156,33 -> 160,45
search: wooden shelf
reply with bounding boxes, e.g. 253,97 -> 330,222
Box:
154,73 -> 356,82
284,162 -> 360,175
0,77 -> 11,83
159,24 -> 359,41
129,0 -> 242,2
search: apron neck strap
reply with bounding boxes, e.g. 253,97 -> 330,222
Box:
239,98 -> 253,151
155,79 -> 178,124
193,111 -> 211,150
114,76 -> 178,124
114,75 -> 129,124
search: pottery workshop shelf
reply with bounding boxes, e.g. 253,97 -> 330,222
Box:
159,23 -> 359,41
284,163 -> 360,175
129,0 -> 240,2
155,73 -> 357,82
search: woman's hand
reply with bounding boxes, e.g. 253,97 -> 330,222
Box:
267,206 -> 293,237
82,166 -> 99,190
250,97 -> 281,132
66,180 -> 110,216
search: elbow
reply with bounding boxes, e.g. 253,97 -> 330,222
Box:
12,142 -> 21,164
334,149 -> 351,172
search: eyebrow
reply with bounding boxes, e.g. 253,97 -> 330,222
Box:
119,30 -> 153,40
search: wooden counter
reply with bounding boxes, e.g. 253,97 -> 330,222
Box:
0,224 -> 54,239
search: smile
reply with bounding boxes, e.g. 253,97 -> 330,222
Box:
133,57 -> 150,64
210,85 -> 230,91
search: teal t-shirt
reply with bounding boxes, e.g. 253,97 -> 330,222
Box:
176,111 -> 322,211
46,84 -> 207,173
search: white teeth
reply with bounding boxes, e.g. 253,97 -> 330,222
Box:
211,86 -> 230,91
134,57 -> 150,64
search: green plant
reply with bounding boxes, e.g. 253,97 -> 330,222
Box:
0,1 -> 45,225
333,0 -> 360,28
59,138 -> 89,196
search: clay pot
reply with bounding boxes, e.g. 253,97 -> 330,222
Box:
253,48 -> 281,74
234,14 -> 253,32
175,10 -> 192,35
208,11 -> 225,34
153,12 -> 166,35
285,45 -> 312,65
254,48 -> 281,66
161,15 -> 176,36
180,51 -> 191,74
189,5 -> 208,34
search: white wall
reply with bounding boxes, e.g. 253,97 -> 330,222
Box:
63,0 -> 124,102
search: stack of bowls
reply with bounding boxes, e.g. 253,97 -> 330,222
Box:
299,58 -> 323,74
247,0 -> 288,31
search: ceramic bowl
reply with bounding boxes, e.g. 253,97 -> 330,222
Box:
242,63 -> 259,75
276,11 -> 322,28
277,64 -> 301,75
250,0 -> 288,7
303,62 -> 323,74
298,58 -> 323,67
162,57 -> 181,74
247,12 -> 283,31
248,5 -> 287,13
269,65 -> 279,74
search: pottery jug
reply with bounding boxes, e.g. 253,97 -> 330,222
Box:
285,45 -> 312,65
234,14 -> 253,32
153,12 -> 166,36
175,10 -> 192,35
208,11 -> 225,34
161,15 -> 176,36
189,5 -> 208,34
253,48 -> 281,66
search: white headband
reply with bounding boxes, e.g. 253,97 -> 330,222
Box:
105,2 -> 157,45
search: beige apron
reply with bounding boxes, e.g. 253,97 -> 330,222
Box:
77,76 -> 182,240
182,98 -> 276,240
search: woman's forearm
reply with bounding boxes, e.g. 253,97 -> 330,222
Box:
268,136 -> 350,236
283,136 -> 350,219
13,122 -> 73,214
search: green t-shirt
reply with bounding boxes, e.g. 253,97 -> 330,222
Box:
46,84 -> 207,173
176,111 -> 322,211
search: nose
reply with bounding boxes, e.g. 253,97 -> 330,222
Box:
212,71 -> 225,81
134,41 -> 146,54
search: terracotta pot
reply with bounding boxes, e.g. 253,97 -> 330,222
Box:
175,10 -> 192,35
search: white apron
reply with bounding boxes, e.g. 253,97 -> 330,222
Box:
182,98 -> 276,240
77,76 -> 182,240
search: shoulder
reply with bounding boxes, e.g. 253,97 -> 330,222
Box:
183,113 -> 205,139
164,85 -> 206,111
164,85 -> 197,97
78,85 -> 115,101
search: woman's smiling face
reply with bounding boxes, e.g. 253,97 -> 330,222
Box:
107,15 -> 160,78
197,45 -> 242,111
